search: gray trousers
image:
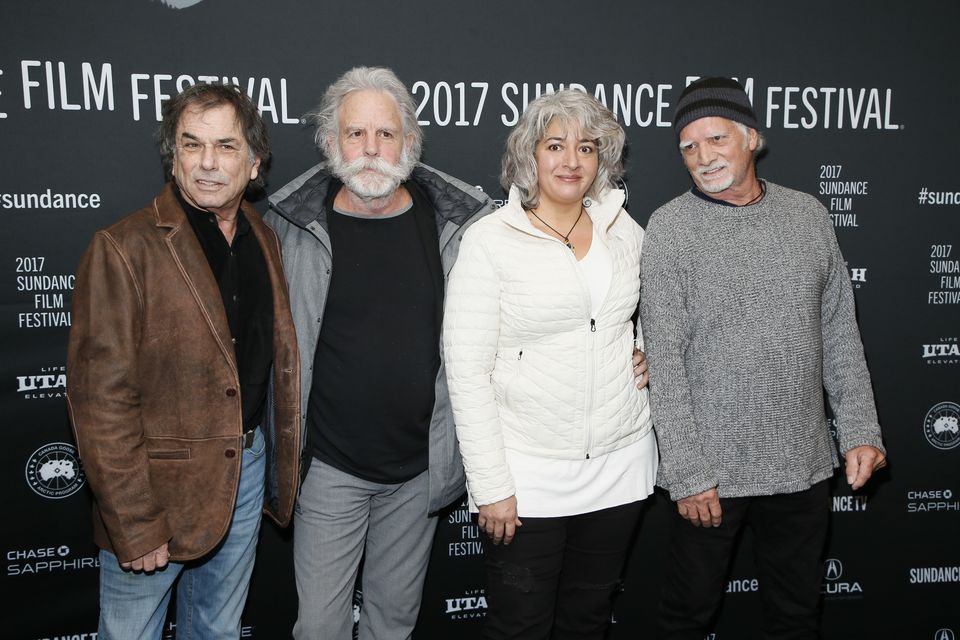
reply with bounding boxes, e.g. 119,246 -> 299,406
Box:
293,459 -> 438,640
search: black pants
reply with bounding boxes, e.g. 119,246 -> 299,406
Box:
481,501 -> 643,640
657,480 -> 830,640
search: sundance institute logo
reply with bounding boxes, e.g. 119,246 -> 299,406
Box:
158,0 -> 205,8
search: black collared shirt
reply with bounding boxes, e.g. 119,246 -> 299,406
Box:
177,188 -> 274,431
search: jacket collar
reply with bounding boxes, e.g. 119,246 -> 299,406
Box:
501,184 -> 626,237
153,182 -> 188,228
149,181 -> 262,377
268,162 -> 490,233
151,181 -> 260,230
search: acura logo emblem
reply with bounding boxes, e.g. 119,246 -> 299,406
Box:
823,558 -> 843,581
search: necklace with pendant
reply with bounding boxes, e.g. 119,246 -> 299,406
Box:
528,206 -> 584,252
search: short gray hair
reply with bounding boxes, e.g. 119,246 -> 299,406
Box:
308,66 -> 423,163
733,121 -> 766,156
501,89 -> 625,209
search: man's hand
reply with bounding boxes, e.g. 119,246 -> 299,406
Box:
633,348 -> 649,390
844,445 -> 887,490
677,487 -> 722,527
477,496 -> 522,545
120,543 -> 170,572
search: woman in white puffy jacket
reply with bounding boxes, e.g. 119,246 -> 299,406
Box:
443,89 -> 657,639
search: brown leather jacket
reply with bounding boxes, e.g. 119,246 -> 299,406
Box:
67,183 -> 300,563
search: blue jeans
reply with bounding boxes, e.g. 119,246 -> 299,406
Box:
98,427 -> 267,640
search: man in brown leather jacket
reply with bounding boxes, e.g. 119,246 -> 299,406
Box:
67,83 -> 299,639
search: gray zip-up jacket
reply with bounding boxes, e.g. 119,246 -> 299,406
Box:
265,162 -> 496,514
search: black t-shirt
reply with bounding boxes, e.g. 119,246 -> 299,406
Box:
306,182 -> 440,483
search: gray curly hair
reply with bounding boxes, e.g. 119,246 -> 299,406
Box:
501,89 -> 625,209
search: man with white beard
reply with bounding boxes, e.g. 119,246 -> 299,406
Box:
640,77 -> 886,639
265,66 -> 497,639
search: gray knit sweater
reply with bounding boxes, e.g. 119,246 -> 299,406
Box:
639,181 -> 884,501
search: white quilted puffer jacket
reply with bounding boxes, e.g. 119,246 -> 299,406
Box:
443,185 -> 653,506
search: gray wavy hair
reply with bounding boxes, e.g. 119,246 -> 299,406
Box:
308,66 -> 423,163
501,89 -> 625,209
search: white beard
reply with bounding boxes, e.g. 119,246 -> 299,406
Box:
329,148 -> 415,200
695,163 -> 734,193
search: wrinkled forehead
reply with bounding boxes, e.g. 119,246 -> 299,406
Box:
176,103 -> 244,137
678,116 -> 739,143
338,89 -> 403,129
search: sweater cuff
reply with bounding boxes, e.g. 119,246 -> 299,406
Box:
664,468 -> 719,502
839,433 -> 886,457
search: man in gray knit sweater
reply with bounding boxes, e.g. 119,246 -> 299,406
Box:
640,77 -> 887,639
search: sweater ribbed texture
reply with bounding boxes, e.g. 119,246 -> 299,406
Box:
640,182 -> 884,500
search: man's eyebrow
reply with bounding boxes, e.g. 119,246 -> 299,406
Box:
179,131 -> 241,144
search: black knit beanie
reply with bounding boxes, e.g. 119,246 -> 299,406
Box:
673,77 -> 760,134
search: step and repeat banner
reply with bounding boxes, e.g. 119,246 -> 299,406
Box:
2,1 -> 958,638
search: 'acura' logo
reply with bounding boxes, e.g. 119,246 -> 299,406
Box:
936,630 -> 955,640
823,558 -> 843,581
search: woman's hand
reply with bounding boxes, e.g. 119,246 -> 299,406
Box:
477,495 -> 523,545
633,348 -> 649,390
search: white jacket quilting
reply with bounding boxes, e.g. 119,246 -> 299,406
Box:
443,186 -> 653,506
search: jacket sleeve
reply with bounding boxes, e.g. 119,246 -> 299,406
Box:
640,211 -> 719,501
66,231 -> 172,562
442,225 -> 516,506
816,205 -> 885,455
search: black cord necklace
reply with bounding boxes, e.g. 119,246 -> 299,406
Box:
740,181 -> 766,207
528,206 -> 584,252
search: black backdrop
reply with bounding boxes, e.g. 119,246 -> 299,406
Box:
3,1 -> 959,638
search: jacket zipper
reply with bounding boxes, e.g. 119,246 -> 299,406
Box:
563,246 -> 597,460
584,316 -> 597,458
